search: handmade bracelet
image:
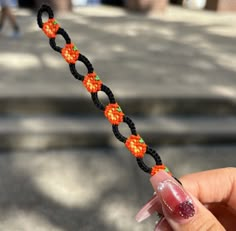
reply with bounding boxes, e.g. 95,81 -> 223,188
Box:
37,5 -> 177,179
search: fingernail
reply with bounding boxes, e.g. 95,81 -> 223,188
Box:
155,217 -> 172,231
150,170 -> 174,193
157,179 -> 195,221
136,194 -> 162,222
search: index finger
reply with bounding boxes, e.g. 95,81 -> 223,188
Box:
180,167 -> 236,209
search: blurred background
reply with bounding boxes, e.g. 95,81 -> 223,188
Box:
0,0 -> 236,230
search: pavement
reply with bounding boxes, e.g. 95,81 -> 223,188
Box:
0,146 -> 235,231
0,5 -> 236,231
1,6 -> 236,95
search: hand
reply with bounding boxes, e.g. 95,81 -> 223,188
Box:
136,168 -> 236,231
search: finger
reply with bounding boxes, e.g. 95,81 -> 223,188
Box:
155,217 -> 172,231
136,169 -> 188,223
164,195 -> 225,231
180,168 -> 236,208
207,203 -> 236,231
154,171 -> 225,231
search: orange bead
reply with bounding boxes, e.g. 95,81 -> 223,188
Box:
83,73 -> 102,93
151,165 -> 172,176
61,43 -> 80,64
125,135 -> 147,158
104,103 -> 124,125
42,18 -> 59,38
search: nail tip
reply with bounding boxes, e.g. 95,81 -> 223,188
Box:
135,218 -> 143,223
150,170 -> 173,192
135,194 -> 161,223
135,211 -> 150,223
135,215 -> 145,223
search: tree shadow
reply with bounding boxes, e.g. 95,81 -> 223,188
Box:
0,149 -> 155,231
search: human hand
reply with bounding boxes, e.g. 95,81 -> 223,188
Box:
136,168 -> 236,231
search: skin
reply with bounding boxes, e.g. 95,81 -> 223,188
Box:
140,168 -> 236,230
178,167 -> 236,231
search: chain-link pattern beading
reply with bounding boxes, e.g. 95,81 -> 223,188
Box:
37,4 -> 172,176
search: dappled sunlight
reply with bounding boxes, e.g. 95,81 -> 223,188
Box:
11,136 -> 58,150
111,44 -> 126,53
179,34 -> 204,44
15,9 -> 32,17
73,6 -> 126,17
29,160 -> 98,208
41,53 -> 64,69
214,54 -> 236,72
61,14 -> 89,25
0,53 -> 41,70
159,145 -> 236,177
12,151 -> 122,208
207,24 -> 236,37
0,209 -> 64,231
1,4 -> 235,89
211,85 -> 236,98
100,196 -> 143,231
0,149 -> 154,230
83,18 -> 175,39
26,21 -> 44,33
147,43 -> 167,52
191,59 -> 215,70
153,26 -> 175,38
19,117 -> 49,131
157,117 -> 189,132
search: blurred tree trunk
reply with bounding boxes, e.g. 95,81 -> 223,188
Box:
125,0 -> 168,12
205,0 -> 236,11
35,0 -> 72,12
169,0 -> 182,4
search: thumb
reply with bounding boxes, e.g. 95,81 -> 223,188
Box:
155,172 -> 225,231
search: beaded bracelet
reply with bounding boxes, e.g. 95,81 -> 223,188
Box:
37,5 -> 177,179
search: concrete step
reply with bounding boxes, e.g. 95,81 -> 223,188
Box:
0,145 -> 235,230
0,83 -> 236,116
1,115 -> 236,150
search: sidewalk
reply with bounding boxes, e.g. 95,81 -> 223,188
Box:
0,6 -> 236,95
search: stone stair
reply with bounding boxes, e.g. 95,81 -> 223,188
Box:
0,83 -> 236,150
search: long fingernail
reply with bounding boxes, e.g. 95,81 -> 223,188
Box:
157,179 -> 195,221
150,170 -> 173,193
136,194 -> 162,222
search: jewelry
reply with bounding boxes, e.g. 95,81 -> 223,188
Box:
37,4 -> 176,179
